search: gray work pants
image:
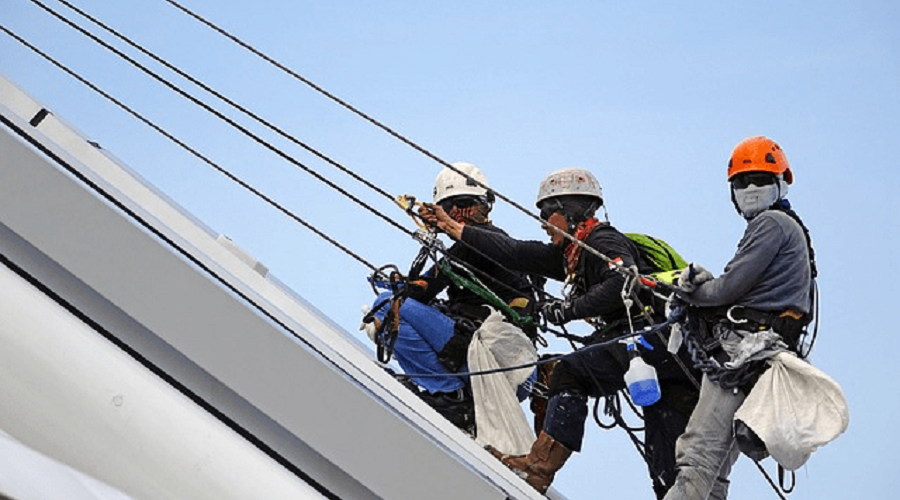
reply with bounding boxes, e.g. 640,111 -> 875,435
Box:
663,326 -> 754,500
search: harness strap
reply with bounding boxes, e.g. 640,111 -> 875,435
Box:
699,305 -> 810,353
704,305 -> 805,327
437,260 -> 535,327
373,271 -> 407,363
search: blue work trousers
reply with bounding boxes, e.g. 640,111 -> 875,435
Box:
371,293 -> 464,394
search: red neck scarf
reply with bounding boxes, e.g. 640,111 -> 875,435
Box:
564,218 -> 601,275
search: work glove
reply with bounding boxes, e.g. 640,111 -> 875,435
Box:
770,311 -> 809,352
437,333 -> 470,373
437,319 -> 478,372
677,263 -> 713,294
359,305 -> 379,342
540,299 -> 572,326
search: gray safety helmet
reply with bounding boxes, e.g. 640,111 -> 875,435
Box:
535,168 -> 603,207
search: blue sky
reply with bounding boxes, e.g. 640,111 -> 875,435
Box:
2,1 -> 898,498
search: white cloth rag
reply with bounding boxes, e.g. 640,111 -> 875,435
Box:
468,310 -> 537,456
734,351 -> 850,470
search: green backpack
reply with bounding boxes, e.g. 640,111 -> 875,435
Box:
625,233 -> 689,284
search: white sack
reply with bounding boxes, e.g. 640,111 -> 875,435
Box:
468,310 -> 537,456
734,351 -> 850,471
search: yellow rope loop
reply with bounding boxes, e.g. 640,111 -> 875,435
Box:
394,194 -> 430,231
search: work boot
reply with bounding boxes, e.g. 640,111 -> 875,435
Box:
501,431 -> 572,494
529,355 -> 560,435
419,387 -> 476,436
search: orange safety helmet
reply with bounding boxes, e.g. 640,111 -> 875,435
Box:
727,136 -> 793,184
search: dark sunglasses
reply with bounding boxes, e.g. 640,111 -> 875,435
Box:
438,195 -> 481,212
731,172 -> 777,190
539,199 -> 565,220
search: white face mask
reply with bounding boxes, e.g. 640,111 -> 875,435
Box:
733,183 -> 780,219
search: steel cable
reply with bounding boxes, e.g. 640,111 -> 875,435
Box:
0,23 -> 382,273
158,0 -> 640,277
49,0 -> 398,204
24,0 -> 416,239
30,0 -> 561,314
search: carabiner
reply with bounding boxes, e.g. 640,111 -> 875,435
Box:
726,305 -> 749,324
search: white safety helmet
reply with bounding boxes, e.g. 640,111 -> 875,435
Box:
535,168 -> 603,207
433,162 -> 492,204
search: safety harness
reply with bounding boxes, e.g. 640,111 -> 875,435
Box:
437,259 -> 535,328
363,265 -> 408,364
362,196 -> 541,363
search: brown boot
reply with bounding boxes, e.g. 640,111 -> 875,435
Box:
501,431 -> 572,494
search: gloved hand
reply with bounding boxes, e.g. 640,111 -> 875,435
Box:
540,299 -> 571,326
437,333 -> 470,373
677,263 -> 714,293
359,305 -> 380,342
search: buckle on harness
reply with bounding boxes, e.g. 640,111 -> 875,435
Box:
726,305 -> 749,325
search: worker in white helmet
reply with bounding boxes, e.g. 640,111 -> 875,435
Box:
367,162 -> 539,435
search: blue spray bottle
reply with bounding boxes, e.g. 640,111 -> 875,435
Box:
624,336 -> 661,406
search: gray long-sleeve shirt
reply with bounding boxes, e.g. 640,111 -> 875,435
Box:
686,209 -> 811,313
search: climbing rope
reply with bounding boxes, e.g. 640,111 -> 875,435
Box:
0,23 -> 384,275
398,308 -> 683,379
5,7 -> 813,499
4,8 -> 552,323
158,0 -> 669,291
22,0 -> 673,331
30,0 -> 563,324
44,0 -> 399,205
22,0 -> 414,239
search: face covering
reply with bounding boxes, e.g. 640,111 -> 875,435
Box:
733,183 -> 780,219
447,204 -> 489,225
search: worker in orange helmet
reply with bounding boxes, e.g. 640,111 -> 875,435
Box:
664,136 -> 818,500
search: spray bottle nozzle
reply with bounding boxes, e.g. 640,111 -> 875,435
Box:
627,335 -> 654,352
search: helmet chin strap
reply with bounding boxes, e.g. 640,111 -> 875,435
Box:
563,199 -> 603,231
564,214 -> 578,233
600,204 -> 610,224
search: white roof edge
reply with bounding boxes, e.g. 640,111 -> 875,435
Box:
0,73 -> 564,500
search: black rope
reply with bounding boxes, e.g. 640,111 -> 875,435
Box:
84,0 -> 658,306
0,23 -> 381,273
753,460 -> 791,500
158,0 -> 645,277
49,0 -> 397,204
26,0 -> 662,314
5,11 -> 803,500
592,395 -> 618,430
31,0 -> 558,319
158,0 -> 534,214
25,0 -> 415,239
18,4 -> 552,325
397,316 -> 676,379
5,11 -> 538,311
26,1 -> 543,301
